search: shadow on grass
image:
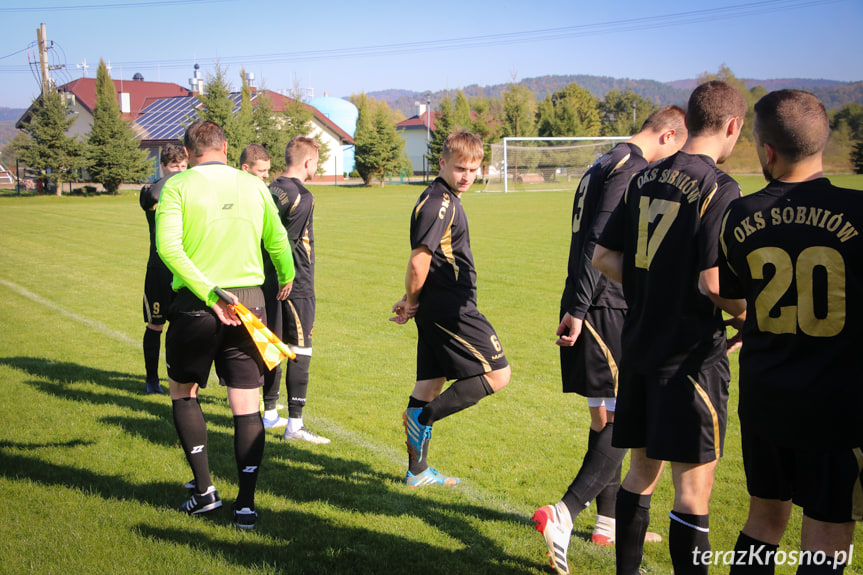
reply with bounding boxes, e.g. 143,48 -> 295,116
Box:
1,355 -> 542,573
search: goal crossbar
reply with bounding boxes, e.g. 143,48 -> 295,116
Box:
489,136 -> 629,193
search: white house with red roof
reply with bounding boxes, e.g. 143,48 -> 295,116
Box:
395,103 -> 437,175
16,72 -> 354,180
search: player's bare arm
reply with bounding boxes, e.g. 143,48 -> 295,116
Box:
592,245 -> 624,284
390,246 -> 432,324
699,266 -> 746,352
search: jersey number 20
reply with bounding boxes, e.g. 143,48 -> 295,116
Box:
747,246 -> 845,337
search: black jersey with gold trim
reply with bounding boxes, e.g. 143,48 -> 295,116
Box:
562,142 -> 646,318
141,172 -> 180,270
719,178 -> 863,448
410,177 -> 477,319
599,151 -> 741,375
270,176 -> 315,298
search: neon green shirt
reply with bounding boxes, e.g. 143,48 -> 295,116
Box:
156,162 -> 294,307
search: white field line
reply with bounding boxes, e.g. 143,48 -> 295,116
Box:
0,277 -> 137,346
0,277 -> 534,518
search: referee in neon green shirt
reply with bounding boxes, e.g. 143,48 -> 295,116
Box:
156,120 -> 294,530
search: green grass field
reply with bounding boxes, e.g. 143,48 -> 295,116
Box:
1,175 -> 862,574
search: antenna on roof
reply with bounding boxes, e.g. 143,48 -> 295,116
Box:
76,57 -> 89,78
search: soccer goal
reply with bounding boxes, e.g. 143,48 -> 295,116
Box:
483,137 -> 629,193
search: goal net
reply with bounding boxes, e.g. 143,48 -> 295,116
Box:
483,137 -> 629,192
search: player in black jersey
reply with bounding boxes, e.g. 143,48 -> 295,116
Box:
593,81 -> 748,575
532,106 -> 686,575
140,142 -> 187,394
240,143 -> 271,182
266,136 -> 330,444
391,130 -> 510,487
719,90 -> 863,575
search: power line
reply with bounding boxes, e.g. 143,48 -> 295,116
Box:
99,0 -> 851,70
0,0 -> 847,75
0,0 -> 235,13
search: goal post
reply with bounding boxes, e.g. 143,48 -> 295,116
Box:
483,137 -> 629,193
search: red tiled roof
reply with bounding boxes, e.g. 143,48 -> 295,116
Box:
397,111 -> 437,131
59,77 -> 192,119
259,90 -> 354,145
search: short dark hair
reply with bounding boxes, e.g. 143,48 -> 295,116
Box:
160,142 -> 187,166
442,130 -> 483,162
183,120 -> 226,158
754,89 -> 829,162
240,143 -> 270,166
284,136 -> 320,168
640,105 -> 687,137
685,81 -> 747,136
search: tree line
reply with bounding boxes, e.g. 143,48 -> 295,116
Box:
8,63 -> 863,194
8,59 -> 325,195
351,65 -> 863,183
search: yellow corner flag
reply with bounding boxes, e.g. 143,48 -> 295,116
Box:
215,288 -> 296,370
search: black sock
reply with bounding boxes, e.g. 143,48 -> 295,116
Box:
286,354 -> 310,419
407,397 -> 430,475
729,531 -> 778,575
234,412 -> 265,509
669,511 -> 710,575
561,423 -> 626,520
615,488 -> 652,575
419,374 -> 493,425
596,461 -> 622,519
143,327 -> 161,381
172,398 -> 211,492
262,363 -> 282,412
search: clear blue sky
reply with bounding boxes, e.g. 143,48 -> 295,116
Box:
0,0 -> 861,109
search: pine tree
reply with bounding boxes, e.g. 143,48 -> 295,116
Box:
249,88 -> 287,173
232,68 -> 256,163
600,89 -> 658,136
353,94 -> 408,186
536,82 -> 601,137
501,83 -> 537,138
852,140 -> 863,174
196,63 -> 237,162
453,90 -> 472,131
15,87 -> 85,195
427,95 -> 454,175
86,59 -> 150,194
469,96 -> 499,180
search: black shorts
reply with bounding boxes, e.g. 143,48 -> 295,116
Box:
415,309 -> 508,381
560,307 -> 623,398
741,424 -> 863,523
165,287 -> 266,389
283,296 -> 315,348
613,359 -> 729,464
142,265 -> 174,325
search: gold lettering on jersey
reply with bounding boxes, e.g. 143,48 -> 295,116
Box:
439,192 -> 451,220
638,168 -> 699,203
741,207 -> 863,244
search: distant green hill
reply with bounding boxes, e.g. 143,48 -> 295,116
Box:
0,107 -> 25,122
371,75 -> 863,117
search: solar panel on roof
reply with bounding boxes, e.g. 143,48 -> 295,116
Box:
134,92 -> 248,142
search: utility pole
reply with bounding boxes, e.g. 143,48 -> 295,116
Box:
37,23 -> 50,93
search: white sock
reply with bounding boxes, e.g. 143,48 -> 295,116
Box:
263,409 -> 279,421
554,501 -> 574,532
594,514 -> 615,537
287,417 -> 303,433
